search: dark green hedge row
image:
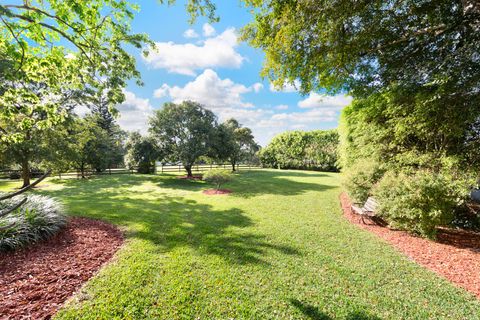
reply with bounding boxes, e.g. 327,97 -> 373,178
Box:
260,130 -> 339,172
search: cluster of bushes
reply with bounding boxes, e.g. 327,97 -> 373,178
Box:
0,195 -> 67,251
260,130 -> 339,171
339,91 -> 480,238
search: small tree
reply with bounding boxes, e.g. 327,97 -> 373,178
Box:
203,169 -> 233,191
125,132 -> 160,174
149,101 -> 217,177
213,119 -> 259,171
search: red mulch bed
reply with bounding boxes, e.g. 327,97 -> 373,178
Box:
0,217 -> 123,319
340,192 -> 480,298
203,189 -> 232,195
177,175 -> 203,180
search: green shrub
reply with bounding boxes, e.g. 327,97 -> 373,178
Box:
203,169 -> 233,190
342,158 -> 384,203
260,130 -> 339,171
373,170 -> 466,238
0,194 -> 67,251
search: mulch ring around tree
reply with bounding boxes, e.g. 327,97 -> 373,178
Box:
203,189 -> 232,195
177,175 -> 203,180
340,192 -> 480,299
0,217 -> 123,319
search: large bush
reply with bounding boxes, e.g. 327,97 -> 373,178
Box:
0,195 -> 67,251
373,171 -> 467,238
342,158 -> 384,203
203,169 -> 233,190
260,130 -> 339,171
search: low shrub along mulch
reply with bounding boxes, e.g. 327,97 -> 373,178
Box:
0,194 -> 67,251
340,192 -> 480,298
0,217 -> 123,319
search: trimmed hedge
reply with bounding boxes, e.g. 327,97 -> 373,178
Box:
260,130 -> 339,171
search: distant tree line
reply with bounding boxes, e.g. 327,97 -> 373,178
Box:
260,130 -> 339,172
126,101 -> 260,177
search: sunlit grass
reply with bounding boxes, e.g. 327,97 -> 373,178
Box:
1,170 -> 478,319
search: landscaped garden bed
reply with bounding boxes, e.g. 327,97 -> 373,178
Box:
0,217 -> 123,319
340,192 -> 480,298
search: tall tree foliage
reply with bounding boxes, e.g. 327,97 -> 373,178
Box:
149,101 -> 218,177
241,0 -> 480,100
125,132 -> 160,174
213,119 -> 259,171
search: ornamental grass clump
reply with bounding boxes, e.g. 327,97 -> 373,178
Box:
0,194 -> 67,251
203,169 -> 233,190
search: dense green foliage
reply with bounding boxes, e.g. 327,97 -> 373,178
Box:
203,169 -> 233,190
372,171 -> 465,238
0,194 -> 67,251
339,91 -> 478,237
241,0 -> 479,100
0,173 -> 478,318
125,132 -> 160,174
213,119 -> 259,171
149,101 -> 218,177
260,130 -> 339,171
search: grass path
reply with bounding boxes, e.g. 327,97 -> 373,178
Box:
1,170 -> 479,319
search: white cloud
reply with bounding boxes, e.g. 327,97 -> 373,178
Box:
203,23 -> 216,37
183,29 -> 199,38
252,83 -> 263,93
274,104 -> 289,110
298,93 -> 352,109
269,80 -> 301,93
271,108 -> 337,123
116,91 -> 154,133
154,69 -> 257,109
143,28 -> 243,76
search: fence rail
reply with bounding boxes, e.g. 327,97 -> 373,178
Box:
1,163 -> 262,180
157,163 -> 261,173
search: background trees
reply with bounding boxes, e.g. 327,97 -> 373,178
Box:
260,130 -> 339,171
125,132 -> 160,174
149,101 -> 218,177
213,119 -> 259,171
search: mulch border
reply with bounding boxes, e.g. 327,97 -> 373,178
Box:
340,192 -> 480,299
0,217 -> 124,319
202,189 -> 232,195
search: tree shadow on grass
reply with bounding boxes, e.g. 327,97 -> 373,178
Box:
149,170 -> 337,198
290,299 -> 382,320
40,182 -> 299,265
229,170 -> 337,198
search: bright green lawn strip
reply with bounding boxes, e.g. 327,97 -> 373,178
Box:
1,170 -> 479,319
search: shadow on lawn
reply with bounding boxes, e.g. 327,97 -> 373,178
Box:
40,177 -> 300,265
151,170 -> 337,198
290,299 -> 382,320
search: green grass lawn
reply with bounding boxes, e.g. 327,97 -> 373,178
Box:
1,170 -> 479,319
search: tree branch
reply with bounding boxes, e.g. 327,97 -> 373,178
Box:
0,170 -> 50,201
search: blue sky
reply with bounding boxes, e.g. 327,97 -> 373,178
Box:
116,0 -> 352,145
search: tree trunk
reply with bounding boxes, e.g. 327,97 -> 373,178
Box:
185,165 -> 193,177
231,161 -> 236,172
80,163 -> 86,179
21,159 -> 30,188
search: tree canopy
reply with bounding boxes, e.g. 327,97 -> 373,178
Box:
149,101 -> 218,177
241,0 -> 480,100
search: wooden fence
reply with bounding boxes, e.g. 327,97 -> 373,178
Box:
157,163 -> 261,173
1,163 -> 262,180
